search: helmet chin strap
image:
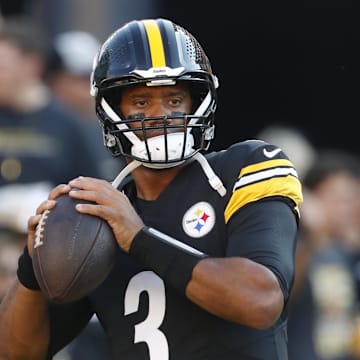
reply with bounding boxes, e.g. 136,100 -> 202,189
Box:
192,152 -> 226,196
111,160 -> 142,189
131,132 -> 195,169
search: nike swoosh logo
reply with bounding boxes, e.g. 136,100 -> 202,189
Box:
263,148 -> 282,158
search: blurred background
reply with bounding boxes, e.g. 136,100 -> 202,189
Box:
0,1 -> 359,359
0,0 -> 357,154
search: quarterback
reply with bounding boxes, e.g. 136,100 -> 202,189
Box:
0,18 -> 302,359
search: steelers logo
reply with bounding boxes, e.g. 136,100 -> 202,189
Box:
182,202 -> 215,238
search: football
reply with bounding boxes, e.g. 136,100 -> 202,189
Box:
32,194 -> 117,303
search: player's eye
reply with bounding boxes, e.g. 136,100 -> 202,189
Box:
169,98 -> 182,106
134,99 -> 148,107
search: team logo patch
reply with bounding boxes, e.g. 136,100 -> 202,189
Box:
182,202 -> 215,238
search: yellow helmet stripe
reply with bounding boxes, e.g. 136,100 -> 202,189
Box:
142,20 -> 166,67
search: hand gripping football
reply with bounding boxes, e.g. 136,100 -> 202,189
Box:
32,194 -> 117,303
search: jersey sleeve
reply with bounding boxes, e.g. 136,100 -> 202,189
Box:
222,140 -> 303,224
218,140 -> 303,302
226,200 -> 298,303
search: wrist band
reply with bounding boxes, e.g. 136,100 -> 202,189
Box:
130,226 -> 208,294
17,246 -> 41,291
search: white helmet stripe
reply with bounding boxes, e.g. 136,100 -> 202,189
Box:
101,98 -> 142,145
189,90 -> 212,125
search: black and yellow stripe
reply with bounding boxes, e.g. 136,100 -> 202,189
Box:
224,159 -> 303,223
142,20 -> 166,67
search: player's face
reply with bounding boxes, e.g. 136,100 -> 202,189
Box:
119,83 -> 192,139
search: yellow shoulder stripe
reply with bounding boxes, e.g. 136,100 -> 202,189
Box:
225,159 -> 303,223
239,159 -> 294,177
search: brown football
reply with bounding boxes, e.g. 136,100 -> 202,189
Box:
32,194 -> 117,303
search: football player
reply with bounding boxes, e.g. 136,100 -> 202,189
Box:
0,18 -> 302,359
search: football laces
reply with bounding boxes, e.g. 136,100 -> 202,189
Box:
34,210 -> 50,249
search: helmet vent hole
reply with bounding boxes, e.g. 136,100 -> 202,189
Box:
174,24 -> 203,64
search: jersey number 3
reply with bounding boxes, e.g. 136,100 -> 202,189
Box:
124,271 -> 169,359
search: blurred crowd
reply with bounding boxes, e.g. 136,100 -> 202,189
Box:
259,125 -> 360,360
0,12 -> 360,360
0,14 -> 122,360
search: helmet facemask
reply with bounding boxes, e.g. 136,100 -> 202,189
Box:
97,79 -> 216,169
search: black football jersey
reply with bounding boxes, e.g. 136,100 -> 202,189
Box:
50,140 -> 303,359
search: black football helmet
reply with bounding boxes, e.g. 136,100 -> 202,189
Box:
90,18 -> 219,168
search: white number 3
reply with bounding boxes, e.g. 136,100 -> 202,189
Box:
124,271 -> 169,360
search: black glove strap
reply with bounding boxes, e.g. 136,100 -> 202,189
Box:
17,246 -> 41,291
130,226 -> 208,295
